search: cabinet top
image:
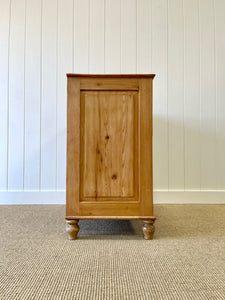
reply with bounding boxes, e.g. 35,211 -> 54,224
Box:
67,73 -> 155,79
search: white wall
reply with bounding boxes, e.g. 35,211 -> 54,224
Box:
1,0 -> 225,204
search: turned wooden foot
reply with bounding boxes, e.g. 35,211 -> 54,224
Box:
142,220 -> 155,240
66,219 -> 80,240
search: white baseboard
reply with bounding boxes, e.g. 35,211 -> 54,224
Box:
154,191 -> 225,204
0,190 -> 225,205
0,191 -> 66,205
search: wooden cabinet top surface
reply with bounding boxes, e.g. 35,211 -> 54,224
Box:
67,73 -> 155,79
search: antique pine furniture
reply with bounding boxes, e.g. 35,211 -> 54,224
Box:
66,74 -> 155,240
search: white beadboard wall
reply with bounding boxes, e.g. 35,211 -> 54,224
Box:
0,0 -> 225,204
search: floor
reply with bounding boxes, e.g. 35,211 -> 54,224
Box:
0,205 -> 225,299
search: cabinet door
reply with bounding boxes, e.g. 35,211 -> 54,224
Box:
66,77 -> 153,217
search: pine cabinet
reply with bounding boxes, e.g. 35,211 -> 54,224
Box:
66,74 -> 155,240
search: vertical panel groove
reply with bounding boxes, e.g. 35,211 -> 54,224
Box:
198,0 -> 201,190
168,0 -> 185,190
199,0 -> 216,189
56,0 -> 58,189
73,0 -> 76,71
121,0 -> 137,73
183,0 -> 185,191
23,0 -> 27,190
213,0 -> 217,188
7,0 -> 12,191
89,0 -> 105,73
120,0 -> 122,73
135,0 -> 137,73
8,0 -> 26,190
167,0 -> 169,190
152,0 -> 168,190
24,0 -> 41,190
105,0 -> 120,73
88,0 -> 90,73
57,0 -> 73,190
41,0 -> 58,189
184,0 -> 201,190
215,0 -> 225,189
150,0 -> 152,71
103,0 -> 105,73
72,0 -> 74,72
39,0 -> 43,191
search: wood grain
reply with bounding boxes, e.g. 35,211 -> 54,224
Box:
142,220 -> 155,240
80,78 -> 139,90
66,219 -> 80,240
79,202 -> 141,216
81,91 -> 137,200
139,79 -> 153,216
66,78 -> 80,216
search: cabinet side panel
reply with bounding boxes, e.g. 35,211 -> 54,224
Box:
66,78 -> 80,216
81,91 -> 136,199
139,79 -> 153,215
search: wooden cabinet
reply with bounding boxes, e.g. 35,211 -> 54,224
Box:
66,74 -> 155,240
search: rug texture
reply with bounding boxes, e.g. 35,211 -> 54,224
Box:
0,205 -> 225,299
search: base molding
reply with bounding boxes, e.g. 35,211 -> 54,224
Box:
154,191 -> 225,204
66,216 -> 156,220
0,190 -> 225,205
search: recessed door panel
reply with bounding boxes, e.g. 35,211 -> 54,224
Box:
80,91 -> 138,201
